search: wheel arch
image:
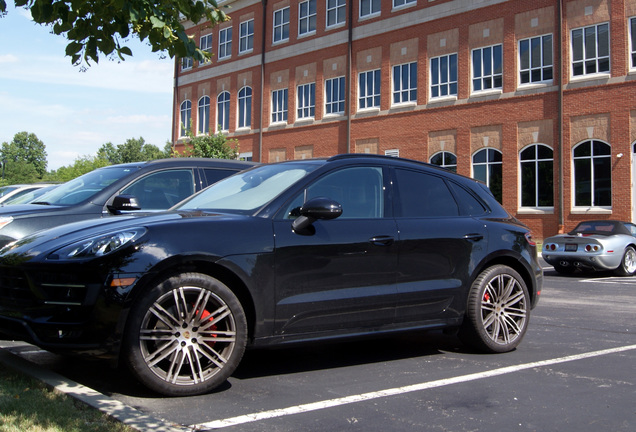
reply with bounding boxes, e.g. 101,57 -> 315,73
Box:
472,253 -> 538,306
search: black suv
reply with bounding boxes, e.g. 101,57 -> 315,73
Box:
0,158 -> 255,248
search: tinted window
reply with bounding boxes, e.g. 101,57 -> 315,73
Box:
448,181 -> 487,216
394,169 -> 458,217
204,168 -> 235,185
122,169 -> 194,209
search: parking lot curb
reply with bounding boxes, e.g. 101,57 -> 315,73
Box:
0,346 -> 191,432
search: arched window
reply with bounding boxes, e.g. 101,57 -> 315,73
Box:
179,100 -> 191,137
520,144 -> 553,208
472,148 -> 502,203
217,91 -> 230,132
238,87 -> 252,129
573,140 -> 611,207
198,96 -> 210,135
429,151 -> 457,172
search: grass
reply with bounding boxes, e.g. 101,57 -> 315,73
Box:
0,367 -> 134,432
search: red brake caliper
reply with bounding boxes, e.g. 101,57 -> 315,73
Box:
198,309 -> 218,347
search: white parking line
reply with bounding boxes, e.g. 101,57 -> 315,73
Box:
581,277 -> 636,284
191,345 -> 636,430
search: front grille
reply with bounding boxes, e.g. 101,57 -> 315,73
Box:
0,267 -> 35,307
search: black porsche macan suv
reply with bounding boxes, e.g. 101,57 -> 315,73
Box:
0,154 -> 542,396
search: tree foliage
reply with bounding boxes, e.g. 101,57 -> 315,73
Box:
48,155 -> 111,182
1,131 -> 48,180
177,130 -> 239,159
1,0 -> 229,66
97,137 -> 168,164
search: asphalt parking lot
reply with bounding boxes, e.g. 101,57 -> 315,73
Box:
2,260 -> 635,432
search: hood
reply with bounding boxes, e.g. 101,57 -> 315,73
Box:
0,203 -> 67,217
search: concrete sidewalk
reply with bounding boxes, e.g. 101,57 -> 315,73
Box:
0,341 -> 190,432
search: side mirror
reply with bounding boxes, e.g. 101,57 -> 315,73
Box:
109,194 -> 141,213
292,197 -> 342,232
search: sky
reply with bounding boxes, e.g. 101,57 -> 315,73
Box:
0,4 -> 175,171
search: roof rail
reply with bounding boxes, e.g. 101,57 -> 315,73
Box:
327,153 -> 396,162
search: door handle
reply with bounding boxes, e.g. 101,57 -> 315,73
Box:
369,236 -> 395,246
463,233 -> 484,241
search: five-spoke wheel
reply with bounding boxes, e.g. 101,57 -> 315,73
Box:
615,246 -> 636,276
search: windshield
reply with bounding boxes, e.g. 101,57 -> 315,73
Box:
33,166 -> 138,206
178,162 -> 319,213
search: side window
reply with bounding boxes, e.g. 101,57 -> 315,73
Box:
204,168 -> 236,185
447,181 -> 487,216
121,170 -> 195,210
284,167 -> 384,219
394,169 -> 459,218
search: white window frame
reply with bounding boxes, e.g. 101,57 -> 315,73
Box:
238,86 -> 252,129
358,69 -> 381,110
572,140 -> 612,209
570,22 -> 610,79
297,83 -> 316,120
392,62 -> 418,105
360,0 -> 381,19
392,0 -> 416,10
518,34 -> 553,86
181,57 -> 193,71
630,17 -> 636,71
272,88 -> 288,124
325,76 -> 346,115
327,0 -> 346,28
472,148 -> 503,203
299,0 -> 317,37
273,7 -> 290,43
180,100 -> 191,137
472,44 -> 503,94
430,53 -> 458,100
217,91 -> 230,132
198,96 -> 210,135
519,143 -> 554,209
200,34 -> 213,64
239,19 -> 254,54
219,27 -> 232,60
429,151 -> 457,172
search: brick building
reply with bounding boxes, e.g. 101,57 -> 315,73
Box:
173,0 -> 636,240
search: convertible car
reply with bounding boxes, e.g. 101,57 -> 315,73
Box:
543,220 -> 636,275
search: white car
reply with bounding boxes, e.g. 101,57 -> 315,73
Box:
0,184 -> 57,205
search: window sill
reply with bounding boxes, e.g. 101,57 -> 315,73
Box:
470,89 -> 502,98
517,208 -> 554,215
429,95 -> 458,104
571,207 -> 612,215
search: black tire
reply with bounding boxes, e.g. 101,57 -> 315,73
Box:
459,265 -> 530,353
614,246 -> 636,276
553,263 -> 576,275
123,273 -> 247,396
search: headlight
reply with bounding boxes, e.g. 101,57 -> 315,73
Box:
0,216 -> 13,230
47,228 -> 146,260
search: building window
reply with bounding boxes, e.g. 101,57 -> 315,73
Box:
180,100 -> 191,137
573,140 -> 611,207
327,0 -> 346,27
217,91 -> 230,132
297,83 -> 315,119
631,17 -> 636,69
325,76 -> 346,115
219,27 -> 232,60
472,44 -> 503,92
239,19 -> 254,54
393,62 -> 417,104
200,34 -> 213,64
472,148 -> 502,203
519,34 -> 553,85
181,57 -> 193,71
430,53 -> 458,99
238,87 -> 252,129
520,144 -> 553,208
429,151 -> 457,172
198,96 -> 210,135
393,0 -> 416,8
359,69 -> 381,109
360,0 -> 380,18
272,89 -> 288,124
273,7 -> 290,43
299,0 -> 317,36
571,23 -> 609,77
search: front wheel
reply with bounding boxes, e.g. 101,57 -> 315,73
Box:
614,246 -> 636,276
123,273 -> 247,396
459,265 -> 530,353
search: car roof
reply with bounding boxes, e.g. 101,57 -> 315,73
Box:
98,158 -> 258,170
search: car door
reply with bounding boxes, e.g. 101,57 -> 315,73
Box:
119,169 -> 196,210
392,168 -> 489,324
272,165 -> 399,336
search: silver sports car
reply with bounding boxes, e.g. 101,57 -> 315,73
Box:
543,220 -> 636,275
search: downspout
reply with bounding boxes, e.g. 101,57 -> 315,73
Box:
172,56 -> 179,156
259,0 -> 268,162
558,0 -> 564,233
346,0 -> 353,153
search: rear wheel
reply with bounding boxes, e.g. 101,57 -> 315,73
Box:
459,265 -> 530,353
123,273 -> 247,396
615,246 -> 636,276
